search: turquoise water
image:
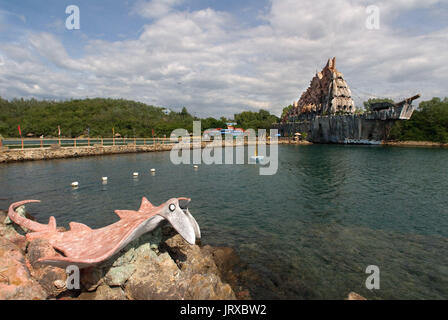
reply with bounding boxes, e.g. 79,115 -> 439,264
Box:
1,145 -> 447,299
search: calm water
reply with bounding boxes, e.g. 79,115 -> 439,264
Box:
1,145 -> 447,299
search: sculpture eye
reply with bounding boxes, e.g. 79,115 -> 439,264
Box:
169,204 -> 176,212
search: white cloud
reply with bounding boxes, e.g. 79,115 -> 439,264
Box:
0,0 -> 447,117
131,0 -> 185,19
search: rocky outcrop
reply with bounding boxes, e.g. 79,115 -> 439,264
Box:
346,292 -> 367,300
0,236 -> 47,300
0,210 -> 46,299
26,239 -> 68,298
75,226 -> 250,300
0,209 -> 251,300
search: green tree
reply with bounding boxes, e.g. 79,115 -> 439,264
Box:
234,109 -> 279,131
388,97 -> 448,143
363,98 -> 394,112
0,97 -> 281,138
281,104 -> 294,119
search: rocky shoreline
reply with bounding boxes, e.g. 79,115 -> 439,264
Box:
383,140 -> 448,148
0,144 -> 174,164
0,208 -> 252,300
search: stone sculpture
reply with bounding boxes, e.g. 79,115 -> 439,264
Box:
7,197 -> 201,269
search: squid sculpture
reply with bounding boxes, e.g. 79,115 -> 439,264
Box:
7,197 -> 201,269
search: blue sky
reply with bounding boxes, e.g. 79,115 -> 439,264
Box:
0,0 -> 447,117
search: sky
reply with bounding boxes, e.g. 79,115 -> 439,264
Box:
0,0 -> 447,118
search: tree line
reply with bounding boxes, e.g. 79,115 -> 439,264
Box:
2,96 -> 446,142
0,97 -> 279,138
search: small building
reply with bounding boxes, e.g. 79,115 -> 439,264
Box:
233,128 -> 245,136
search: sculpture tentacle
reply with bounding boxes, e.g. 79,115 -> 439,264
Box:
8,200 -> 57,232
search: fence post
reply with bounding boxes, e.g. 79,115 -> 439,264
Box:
21,138 -> 24,150
88,137 -> 90,147
74,138 -> 77,148
101,137 -> 103,146
40,138 -> 43,148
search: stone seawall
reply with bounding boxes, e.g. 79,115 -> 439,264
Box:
273,114 -> 396,144
0,144 -> 174,163
0,140 -> 292,163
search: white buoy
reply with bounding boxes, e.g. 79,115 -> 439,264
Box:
150,168 -> 156,173
193,165 -> 199,169
102,177 -> 108,181
71,182 -> 79,187
133,172 -> 139,177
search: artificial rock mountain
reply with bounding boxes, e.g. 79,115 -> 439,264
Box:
275,58 -> 419,144
284,57 -> 355,122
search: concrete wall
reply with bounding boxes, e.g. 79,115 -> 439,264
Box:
274,104 -> 414,144
273,114 -> 396,144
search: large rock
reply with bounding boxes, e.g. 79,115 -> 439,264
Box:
93,284 -> 127,300
80,267 -> 104,292
103,264 -> 136,287
125,251 -> 186,300
122,228 -> 237,300
26,239 -> 68,298
0,210 -> 27,250
163,234 -> 220,276
346,292 -> 367,300
0,237 -> 47,300
185,273 -> 234,300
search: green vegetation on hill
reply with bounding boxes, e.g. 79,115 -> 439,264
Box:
0,97 -> 278,138
0,97 -> 178,137
389,97 -> 448,143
